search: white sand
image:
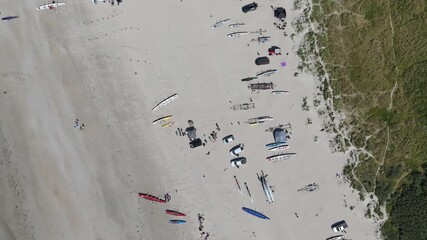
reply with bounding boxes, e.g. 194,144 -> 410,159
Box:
0,0 -> 378,239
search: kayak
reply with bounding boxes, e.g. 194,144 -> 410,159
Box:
169,219 -> 186,224
138,193 -> 166,203
265,142 -> 287,148
242,207 -> 270,220
152,115 -> 172,124
166,210 -> 186,217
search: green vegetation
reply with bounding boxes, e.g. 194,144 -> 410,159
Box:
382,164 -> 427,239
294,0 -> 427,238
302,97 -> 310,111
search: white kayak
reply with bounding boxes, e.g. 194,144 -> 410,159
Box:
36,2 -> 66,10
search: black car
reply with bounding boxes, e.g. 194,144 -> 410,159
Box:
189,138 -> 203,148
242,2 -> 258,13
255,56 -> 270,65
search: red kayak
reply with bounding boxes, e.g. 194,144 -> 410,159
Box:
166,210 -> 186,217
138,193 -> 166,203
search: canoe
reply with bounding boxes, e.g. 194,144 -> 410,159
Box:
266,153 -> 297,162
166,210 -> 186,217
36,2 -> 66,10
268,144 -> 289,151
138,193 -> 166,203
271,90 -> 290,94
211,19 -> 230,29
151,94 -> 178,111
152,115 -> 172,124
227,31 -> 248,38
265,142 -> 287,148
242,207 -> 269,220
169,219 -> 186,224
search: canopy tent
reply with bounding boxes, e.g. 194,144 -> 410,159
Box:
273,128 -> 287,143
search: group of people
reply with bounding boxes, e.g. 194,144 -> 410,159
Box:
164,193 -> 171,202
198,213 -> 210,239
74,119 -> 85,131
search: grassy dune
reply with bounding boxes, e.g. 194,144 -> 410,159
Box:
295,0 -> 426,238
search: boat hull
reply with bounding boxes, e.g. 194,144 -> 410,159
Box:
169,220 -> 186,224
265,142 -> 287,148
166,210 -> 186,217
242,207 -> 270,220
138,193 -> 166,203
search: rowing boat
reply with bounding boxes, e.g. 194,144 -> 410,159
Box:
242,207 -> 269,220
166,210 -> 186,217
152,115 -> 172,124
36,2 -> 66,10
169,219 -> 186,224
138,193 -> 166,203
266,153 -> 296,162
229,23 -> 246,28
227,31 -> 248,38
265,142 -> 287,148
268,144 -> 289,151
256,69 -> 277,77
151,94 -> 178,111
241,76 -> 258,82
271,90 -> 289,94
211,19 -> 230,29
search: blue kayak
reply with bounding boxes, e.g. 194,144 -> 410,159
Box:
1,16 -> 19,21
169,219 -> 186,224
242,207 -> 270,220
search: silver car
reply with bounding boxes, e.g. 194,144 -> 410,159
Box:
222,134 -> 234,143
230,144 -> 244,156
230,157 -> 247,168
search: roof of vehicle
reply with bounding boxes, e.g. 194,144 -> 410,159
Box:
223,134 -> 234,140
255,57 -> 270,65
242,2 -> 258,11
331,220 -> 348,229
231,157 -> 247,163
189,138 -> 202,148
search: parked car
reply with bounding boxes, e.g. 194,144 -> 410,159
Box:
255,56 -> 270,65
331,220 -> 348,232
242,2 -> 258,13
222,135 -> 235,143
230,157 -> 247,168
230,144 -> 244,156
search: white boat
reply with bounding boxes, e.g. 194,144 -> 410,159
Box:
271,90 -> 289,95
268,145 -> 289,151
152,115 -> 172,124
151,94 -> 178,111
36,2 -> 66,10
229,23 -> 246,28
266,142 -> 287,148
256,69 -> 277,77
247,116 -> 274,125
227,31 -> 248,38
266,153 -> 296,162
211,19 -> 230,29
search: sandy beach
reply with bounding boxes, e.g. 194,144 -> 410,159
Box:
0,0 -> 378,239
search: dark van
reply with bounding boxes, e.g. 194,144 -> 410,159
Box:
255,57 -> 270,65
